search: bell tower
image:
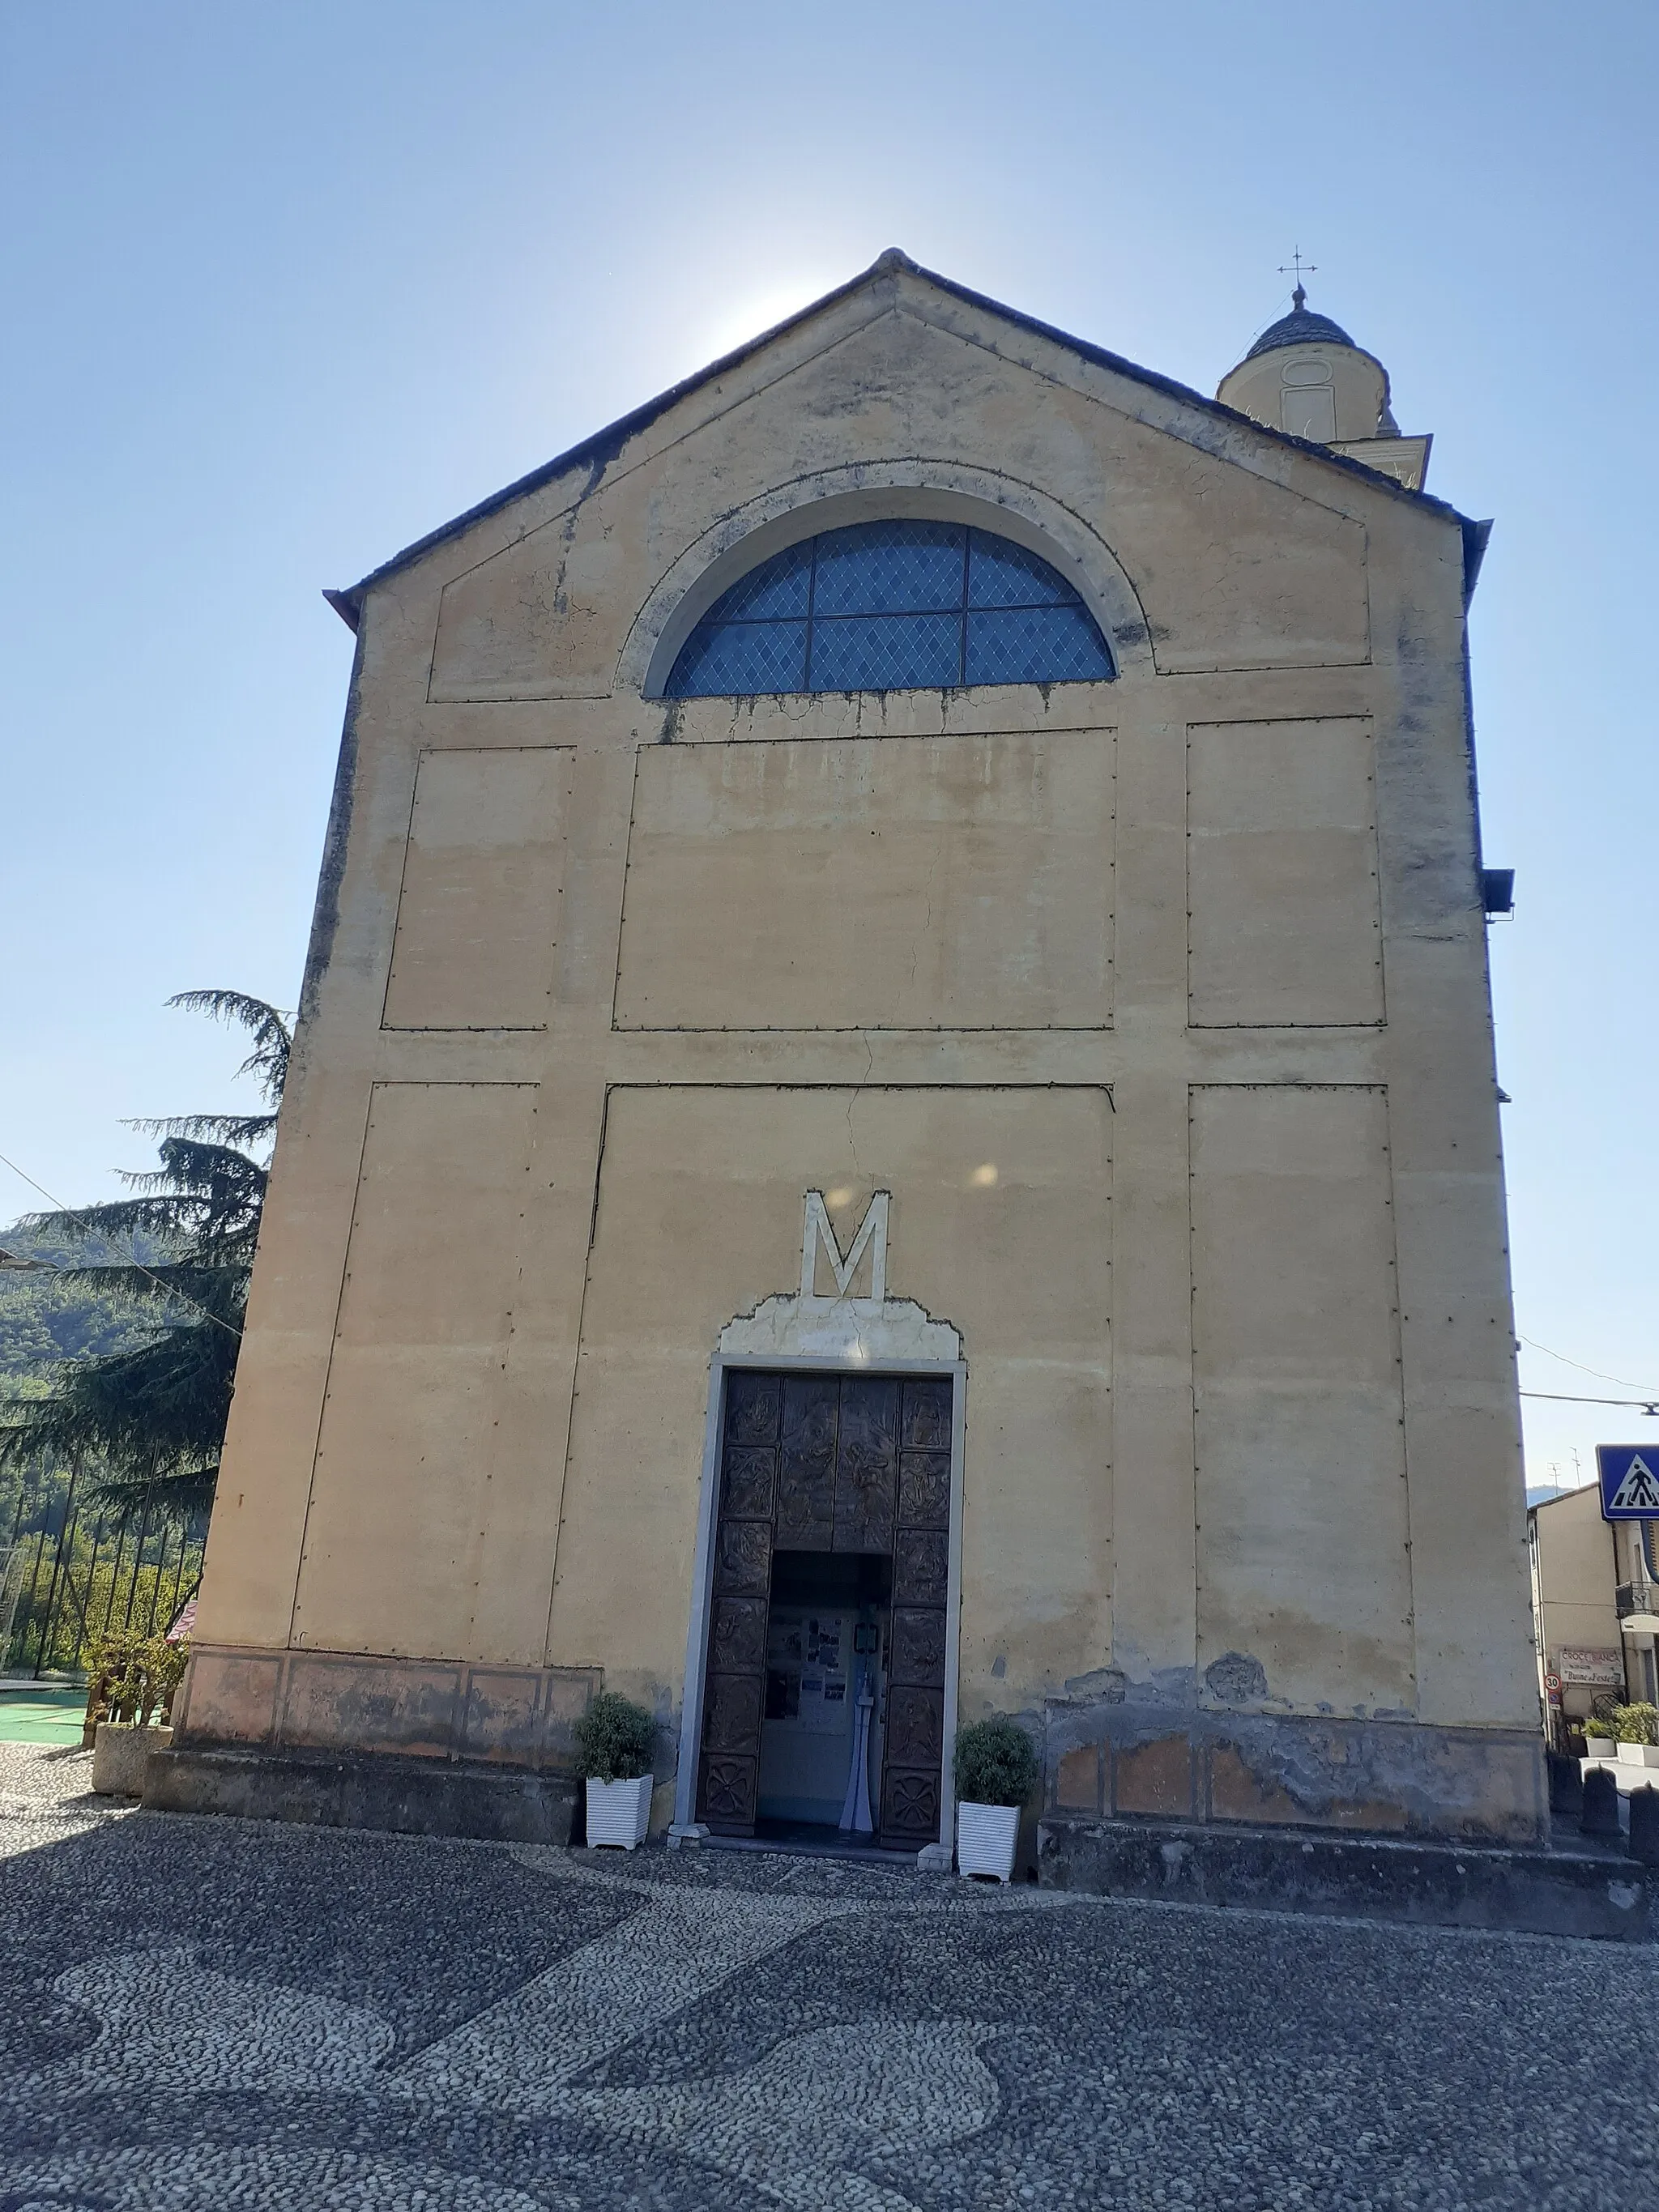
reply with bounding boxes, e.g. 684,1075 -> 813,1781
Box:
1218,279 -> 1431,491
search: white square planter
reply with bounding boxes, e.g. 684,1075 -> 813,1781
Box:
956,1800 -> 1021,1882
585,1774 -> 653,1848
1584,1737 -> 1615,1758
1617,1741 -> 1659,1769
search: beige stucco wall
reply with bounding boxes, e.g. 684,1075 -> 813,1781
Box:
180,258 -> 1538,1838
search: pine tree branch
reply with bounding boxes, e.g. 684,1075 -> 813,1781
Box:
166,991 -> 292,1106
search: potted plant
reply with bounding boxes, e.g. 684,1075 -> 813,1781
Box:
952,1716 -> 1038,1882
1584,1700 -> 1618,1758
1614,1703 -> 1659,1769
574,1690 -> 657,1848
87,1630 -> 189,1796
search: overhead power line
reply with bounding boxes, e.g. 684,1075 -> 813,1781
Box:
1520,1390 -> 1659,1412
1519,1334 -> 1659,1397
0,1144 -> 242,1340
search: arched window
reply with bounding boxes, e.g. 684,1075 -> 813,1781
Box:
664,519 -> 1114,697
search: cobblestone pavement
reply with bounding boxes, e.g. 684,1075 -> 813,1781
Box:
3,1745 -> 1658,2210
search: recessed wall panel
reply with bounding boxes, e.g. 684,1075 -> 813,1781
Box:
292,1082 -> 537,1657
613,731 -> 1113,1030
382,748 -> 571,1030
1188,718 -> 1382,1028
1191,1085 -> 1414,1712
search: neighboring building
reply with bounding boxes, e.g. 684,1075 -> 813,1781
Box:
1615,1520 -> 1659,1707
1530,1485 -> 1659,1741
161,251 -> 1542,1856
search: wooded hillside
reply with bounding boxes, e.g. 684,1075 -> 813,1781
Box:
0,1222 -> 164,1383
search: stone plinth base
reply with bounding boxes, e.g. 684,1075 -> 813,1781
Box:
1038,1814 -> 1658,1943
144,1745 -> 578,1847
1045,1701 -> 1548,1847
171,1644 -> 599,1771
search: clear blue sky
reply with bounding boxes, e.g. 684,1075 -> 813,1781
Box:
5,2 -> 1655,1488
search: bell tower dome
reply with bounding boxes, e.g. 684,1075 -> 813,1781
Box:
1218,284 -> 1431,491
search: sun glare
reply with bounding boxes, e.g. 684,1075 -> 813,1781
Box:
693,278 -> 838,367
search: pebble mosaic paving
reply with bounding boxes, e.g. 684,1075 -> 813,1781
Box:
2,1741 -> 1658,2210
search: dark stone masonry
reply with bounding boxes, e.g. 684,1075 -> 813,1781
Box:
5,1742 -> 1659,2210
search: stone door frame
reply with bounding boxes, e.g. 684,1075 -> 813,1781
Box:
674,1348 -> 967,1852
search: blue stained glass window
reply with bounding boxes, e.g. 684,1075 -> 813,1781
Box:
966,532 -> 1075,608
812,518 -> 965,615
664,521 -> 1114,697
811,612 -> 962,690
966,604 -> 1114,685
713,540 -> 813,620
671,619 -> 808,695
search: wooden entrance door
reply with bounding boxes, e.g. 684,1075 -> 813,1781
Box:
881,1374 -> 953,1848
695,1369 -> 953,1849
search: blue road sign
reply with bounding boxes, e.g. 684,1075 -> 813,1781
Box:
1597,1445 -> 1659,1519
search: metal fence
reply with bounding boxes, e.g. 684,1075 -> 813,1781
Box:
0,1461 -> 206,1677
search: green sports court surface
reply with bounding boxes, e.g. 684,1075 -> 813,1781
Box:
0,1685 -> 87,1745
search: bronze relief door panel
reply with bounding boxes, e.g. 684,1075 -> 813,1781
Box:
879,1376 -> 953,1850
696,1370 -> 778,1833
695,1369 -> 954,1845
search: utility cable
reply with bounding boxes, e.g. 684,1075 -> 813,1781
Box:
1520,1390 -> 1659,1411
1519,1334 -> 1659,1397
0,1145 -> 242,1340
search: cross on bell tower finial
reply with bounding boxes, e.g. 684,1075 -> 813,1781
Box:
1277,246 -> 1317,312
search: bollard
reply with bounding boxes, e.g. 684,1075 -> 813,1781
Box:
1581,1764 -> 1622,1839
1547,1750 -> 1583,1818
1628,1784 -> 1659,1866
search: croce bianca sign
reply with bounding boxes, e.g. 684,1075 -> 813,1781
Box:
1555,1647 -> 1623,1688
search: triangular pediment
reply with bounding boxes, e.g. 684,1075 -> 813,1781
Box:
330,251 -> 1466,645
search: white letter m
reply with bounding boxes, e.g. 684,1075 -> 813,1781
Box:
800,1191 -> 889,1305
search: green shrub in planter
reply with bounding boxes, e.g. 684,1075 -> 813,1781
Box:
83,1629 -> 190,1745
952,1717 -> 1038,1808
1614,1703 -> 1659,1745
574,1692 -> 657,1783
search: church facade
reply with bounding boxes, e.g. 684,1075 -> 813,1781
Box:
162,252 -> 1543,1856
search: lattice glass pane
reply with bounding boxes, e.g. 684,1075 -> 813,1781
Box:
710,540 -> 813,620
812,521 -> 966,615
965,605 -> 1113,684
666,620 -> 808,696
808,612 -> 962,690
666,520 -> 1118,695
967,529 -> 1079,608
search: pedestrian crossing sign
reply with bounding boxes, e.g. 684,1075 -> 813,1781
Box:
1597,1445 -> 1659,1519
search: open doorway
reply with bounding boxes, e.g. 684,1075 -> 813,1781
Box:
694,1369 -> 953,1853
758,1549 -> 889,1843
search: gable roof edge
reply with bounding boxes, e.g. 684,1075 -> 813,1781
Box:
325,250 -> 1478,632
